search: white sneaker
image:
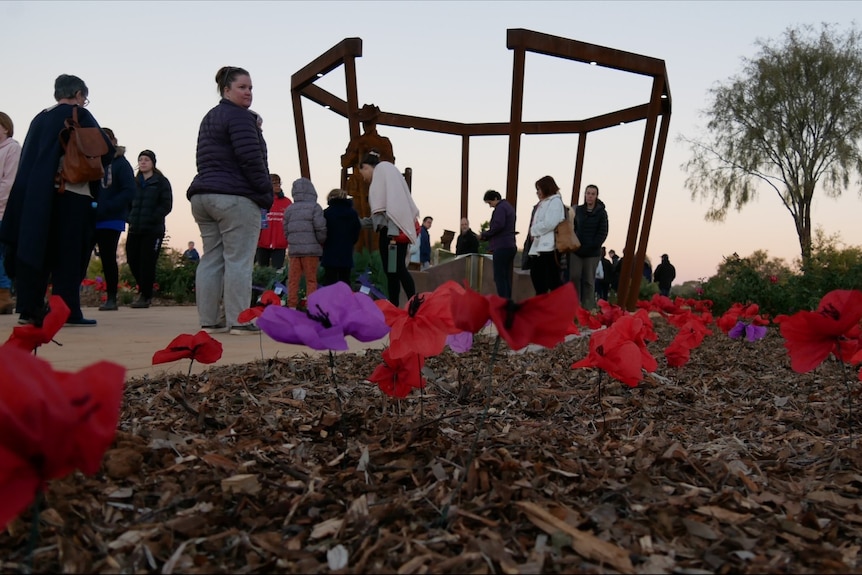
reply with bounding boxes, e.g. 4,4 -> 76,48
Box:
230,324 -> 260,335
202,324 -> 229,334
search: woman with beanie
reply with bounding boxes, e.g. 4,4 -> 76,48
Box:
92,128 -> 135,311
187,66 -> 272,335
126,149 -> 172,308
359,150 -> 419,306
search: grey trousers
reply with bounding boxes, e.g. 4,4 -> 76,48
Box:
191,194 -> 260,328
569,254 -> 600,310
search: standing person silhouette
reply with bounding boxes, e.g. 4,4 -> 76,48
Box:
0,111 -> 22,315
359,150 -> 418,306
479,190 -> 517,299
92,127 -> 135,311
0,74 -> 114,327
126,150 -> 172,309
187,66 -> 272,335
569,184 -> 608,309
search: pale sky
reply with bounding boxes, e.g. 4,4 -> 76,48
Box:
3,1 -> 862,283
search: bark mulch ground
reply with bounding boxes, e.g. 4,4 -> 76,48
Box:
2,319 -> 862,574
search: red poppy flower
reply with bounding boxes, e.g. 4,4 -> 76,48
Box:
368,349 -> 426,398
575,307 -> 604,330
572,315 -> 656,387
664,317 -> 713,367
152,331 -> 223,365
4,295 -> 70,353
451,282 -> 580,351
237,290 -> 283,324
779,289 -> 862,373
376,281 -> 463,360
664,340 -> 691,368
0,346 -> 125,530
593,299 -> 626,327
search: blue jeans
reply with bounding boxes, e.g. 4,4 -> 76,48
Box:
0,220 -> 10,289
492,247 -> 516,299
191,194 -> 260,328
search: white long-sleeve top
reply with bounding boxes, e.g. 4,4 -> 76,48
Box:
529,193 -> 565,255
0,137 -> 22,219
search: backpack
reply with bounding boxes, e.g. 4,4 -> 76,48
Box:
554,202 -> 581,253
57,106 -> 108,193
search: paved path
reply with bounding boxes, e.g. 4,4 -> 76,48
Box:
0,305 -> 386,380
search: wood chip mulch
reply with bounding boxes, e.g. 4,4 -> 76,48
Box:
3,319 -> 862,574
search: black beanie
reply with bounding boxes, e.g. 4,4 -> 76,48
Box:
139,149 -> 156,165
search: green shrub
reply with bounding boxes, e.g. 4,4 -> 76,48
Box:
699,232 -> 862,316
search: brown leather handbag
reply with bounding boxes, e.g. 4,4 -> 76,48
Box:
57,106 -> 108,192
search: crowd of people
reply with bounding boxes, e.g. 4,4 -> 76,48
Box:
0,70 -> 681,337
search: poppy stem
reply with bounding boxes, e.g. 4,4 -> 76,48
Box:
598,371 -> 606,429
419,354 -> 425,421
841,361 -> 854,440
26,488 -> 43,571
258,330 -> 264,361
486,335 -> 501,400
438,334 -> 501,526
329,350 -> 342,413
188,359 -> 194,378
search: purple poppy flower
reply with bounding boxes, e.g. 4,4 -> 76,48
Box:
745,323 -> 768,342
728,320 -> 767,342
258,282 -> 389,351
728,320 -> 747,340
446,331 -> 473,354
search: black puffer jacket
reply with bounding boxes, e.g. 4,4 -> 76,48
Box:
128,171 -> 172,235
573,199 -> 608,259
186,99 -> 272,209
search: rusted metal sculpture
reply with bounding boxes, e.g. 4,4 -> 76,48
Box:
290,29 -> 671,310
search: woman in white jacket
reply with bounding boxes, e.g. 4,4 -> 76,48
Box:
527,175 -> 566,295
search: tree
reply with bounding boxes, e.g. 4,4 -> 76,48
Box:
682,23 -> 862,269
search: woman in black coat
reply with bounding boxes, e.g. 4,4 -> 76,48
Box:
570,184 -> 608,309
126,149 -> 172,308
0,74 -> 114,326
321,188 -> 361,286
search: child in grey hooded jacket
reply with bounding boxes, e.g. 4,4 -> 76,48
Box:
283,177 -> 327,308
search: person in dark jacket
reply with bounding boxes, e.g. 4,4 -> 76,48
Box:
653,253 -> 676,296
594,246 -> 612,303
455,217 -> 479,255
187,66 -> 272,335
480,190 -> 517,299
321,188 -> 360,287
256,173 -> 292,269
0,74 -> 114,326
569,184 -> 609,309
126,150 -> 172,309
92,128 -> 135,311
283,177 -> 327,308
419,216 -> 433,269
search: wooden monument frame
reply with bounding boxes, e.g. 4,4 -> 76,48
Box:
290,28 -> 672,310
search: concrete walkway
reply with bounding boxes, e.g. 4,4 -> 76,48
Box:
0,305 -> 386,380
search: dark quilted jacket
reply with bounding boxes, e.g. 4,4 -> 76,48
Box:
186,99 -> 272,209
128,171 -> 173,235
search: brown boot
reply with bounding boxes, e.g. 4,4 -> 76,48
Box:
0,288 -> 14,314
